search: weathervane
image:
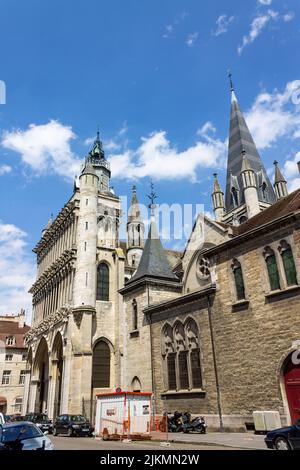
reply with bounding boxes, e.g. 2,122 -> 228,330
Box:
147,181 -> 158,216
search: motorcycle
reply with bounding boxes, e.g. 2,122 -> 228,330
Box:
182,412 -> 207,434
159,411 -> 183,433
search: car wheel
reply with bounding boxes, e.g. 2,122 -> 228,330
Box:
52,427 -> 57,436
67,428 -> 73,437
274,437 -> 291,450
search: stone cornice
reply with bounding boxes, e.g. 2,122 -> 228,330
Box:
24,306 -> 71,344
33,199 -> 79,256
29,249 -> 76,296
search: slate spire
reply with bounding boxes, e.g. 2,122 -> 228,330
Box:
225,74 -> 276,212
127,183 -> 178,284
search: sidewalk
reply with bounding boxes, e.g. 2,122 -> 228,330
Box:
151,431 -> 267,450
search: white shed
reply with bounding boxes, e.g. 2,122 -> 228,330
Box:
95,391 -> 152,438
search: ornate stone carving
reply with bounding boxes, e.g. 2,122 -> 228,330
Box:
25,306 -> 71,344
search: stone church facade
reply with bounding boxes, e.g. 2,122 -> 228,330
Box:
23,81 -> 300,431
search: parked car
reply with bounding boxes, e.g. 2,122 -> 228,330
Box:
10,414 -> 25,422
0,421 -> 54,450
25,413 -> 53,434
265,419 -> 300,450
53,414 -> 94,437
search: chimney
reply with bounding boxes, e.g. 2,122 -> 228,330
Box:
18,309 -> 26,328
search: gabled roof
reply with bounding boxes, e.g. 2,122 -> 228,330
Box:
231,187 -> 300,237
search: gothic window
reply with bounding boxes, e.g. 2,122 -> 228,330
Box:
178,351 -> 189,389
96,263 -> 109,301
167,354 -> 177,391
92,340 -> 111,388
132,299 -> 138,331
232,259 -> 246,301
264,247 -> 281,291
191,349 -> 202,389
279,241 -> 298,287
162,319 -> 202,392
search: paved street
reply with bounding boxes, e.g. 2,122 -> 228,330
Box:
49,435 -> 240,451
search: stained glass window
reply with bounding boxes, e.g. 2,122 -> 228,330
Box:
265,252 -> 281,291
96,263 -> 109,301
282,247 -> 298,286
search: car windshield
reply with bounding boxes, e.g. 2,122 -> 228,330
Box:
33,414 -> 49,422
0,424 -> 43,443
70,415 -> 86,423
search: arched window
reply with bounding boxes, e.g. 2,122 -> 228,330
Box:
96,263 -> 109,301
232,259 -> 245,301
279,241 -> 298,286
132,299 -> 138,331
162,320 -> 202,392
131,376 -> 141,392
264,247 -> 281,291
92,340 -> 111,388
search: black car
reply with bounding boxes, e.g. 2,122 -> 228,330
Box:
53,414 -> 94,437
25,413 -> 53,434
265,419 -> 300,450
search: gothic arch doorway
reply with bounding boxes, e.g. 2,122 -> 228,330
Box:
33,338 -> 49,414
52,333 -> 64,419
283,352 -> 300,424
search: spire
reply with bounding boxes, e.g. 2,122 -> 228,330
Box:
274,160 -> 288,200
88,128 -> 105,161
225,77 -> 276,212
212,173 -> 225,223
81,160 -> 98,177
241,149 -> 252,173
127,217 -> 178,284
128,185 -> 142,222
127,183 -> 178,284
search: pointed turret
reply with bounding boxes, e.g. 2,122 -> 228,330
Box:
127,184 -> 178,284
212,173 -> 225,222
127,185 -> 145,269
86,129 -> 111,192
274,161 -> 288,200
241,149 -> 260,218
128,216 -> 177,284
225,73 -> 276,215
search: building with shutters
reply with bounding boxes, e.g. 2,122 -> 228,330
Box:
0,311 -> 30,415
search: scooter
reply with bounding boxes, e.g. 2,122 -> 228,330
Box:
182,412 -> 207,434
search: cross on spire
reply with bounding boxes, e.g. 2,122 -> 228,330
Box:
228,68 -> 234,92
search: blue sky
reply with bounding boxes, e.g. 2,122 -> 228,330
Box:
1,0 -> 300,316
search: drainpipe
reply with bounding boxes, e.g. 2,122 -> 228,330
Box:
207,293 -> 224,432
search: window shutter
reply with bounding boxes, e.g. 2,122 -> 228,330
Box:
266,254 -> 281,291
282,248 -> 298,286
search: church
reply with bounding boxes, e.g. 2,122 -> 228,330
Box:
23,79 -> 300,431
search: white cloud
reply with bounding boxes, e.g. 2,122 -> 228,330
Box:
283,12 -> 295,22
1,120 -> 81,180
213,15 -> 235,36
238,9 -> 278,55
108,126 -> 227,182
258,0 -> 272,5
0,221 -> 35,320
245,81 -> 300,150
186,32 -> 199,47
0,164 -> 12,175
